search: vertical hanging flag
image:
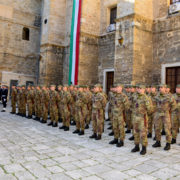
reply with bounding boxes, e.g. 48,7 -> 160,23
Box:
68,0 -> 82,85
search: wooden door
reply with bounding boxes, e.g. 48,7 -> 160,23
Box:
166,67 -> 180,93
106,71 -> 114,94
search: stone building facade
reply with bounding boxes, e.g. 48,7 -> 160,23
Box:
0,0 -> 180,93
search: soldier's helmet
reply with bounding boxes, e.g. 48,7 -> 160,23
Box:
58,85 -> 63,88
159,84 -> 167,88
94,84 -> 102,89
138,85 -> 146,89
115,84 -> 124,88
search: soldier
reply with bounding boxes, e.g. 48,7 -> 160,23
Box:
69,85 -> 76,125
26,86 -> 33,119
17,86 -> 22,116
153,84 -> 176,151
84,86 -> 93,129
109,84 -> 130,147
34,85 -> 42,121
57,85 -> 63,122
48,85 -> 59,127
41,85 -> 50,123
21,85 -> 27,117
131,85 -> 152,155
11,85 -> 17,114
89,84 -> 107,140
31,86 -> 35,116
171,84 -> 180,144
59,85 -> 72,131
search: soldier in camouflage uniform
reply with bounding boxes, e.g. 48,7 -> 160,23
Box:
84,86 -> 92,129
34,85 -> 42,121
69,85 -> 76,126
48,85 -> 59,127
131,85 -> 152,155
57,85 -> 63,122
89,84 -> 107,140
59,85 -> 72,131
17,86 -> 22,115
109,84 -> 130,147
171,84 -> 180,144
153,84 -> 176,151
11,85 -> 17,114
31,86 -> 35,116
21,85 -> 27,117
26,86 -> 33,119
41,85 -> 50,123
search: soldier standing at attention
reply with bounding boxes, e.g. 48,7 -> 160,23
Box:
57,85 -> 63,122
89,84 -> 107,140
131,85 -> 152,155
21,85 -> 27,117
31,86 -> 35,116
27,86 -> 33,119
152,84 -> 176,151
109,84 -> 130,147
171,84 -> 180,144
17,86 -> 22,116
48,85 -> 59,127
41,85 -> 50,124
34,85 -> 42,121
59,85 -> 72,131
11,85 -> 17,114
69,85 -> 76,125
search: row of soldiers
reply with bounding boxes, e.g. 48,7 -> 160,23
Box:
10,83 -> 180,155
108,84 -> 180,155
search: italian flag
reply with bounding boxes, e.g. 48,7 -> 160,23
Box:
68,0 -> 82,85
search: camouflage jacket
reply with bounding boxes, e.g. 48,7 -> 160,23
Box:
155,93 -> 176,114
92,92 -> 107,109
41,90 -> 50,105
173,93 -> 180,113
27,90 -> 33,104
50,90 -> 58,107
76,91 -> 87,107
61,91 -> 72,105
11,89 -> 17,102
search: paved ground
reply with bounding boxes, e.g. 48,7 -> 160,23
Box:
0,105 -> 180,180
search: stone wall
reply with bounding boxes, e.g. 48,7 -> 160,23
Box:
0,0 -> 42,86
98,32 -> 115,84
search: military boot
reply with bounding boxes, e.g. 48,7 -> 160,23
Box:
85,124 -> 89,129
171,138 -> 176,144
129,136 -> 134,141
140,146 -> 146,155
41,120 -> 47,124
52,122 -> 58,127
73,129 -> 80,134
131,144 -> 140,152
147,133 -> 152,138
106,118 -> 110,121
108,126 -> 112,130
64,126 -> 70,131
58,118 -> 62,123
152,141 -> 161,148
78,130 -> 84,136
70,121 -> 76,126
89,133 -> 97,139
109,139 -> 118,145
125,130 -> 131,134
48,121 -> 53,126
153,136 -> 156,141
116,140 -> 124,147
59,125 -> 65,129
27,116 -> 32,119
164,143 -> 170,151
108,131 -> 114,136
95,134 -> 101,140
161,130 -> 166,135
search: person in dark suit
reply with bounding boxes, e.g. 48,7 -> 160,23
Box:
1,85 -> 8,112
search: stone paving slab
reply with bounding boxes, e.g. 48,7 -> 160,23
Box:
0,105 -> 180,180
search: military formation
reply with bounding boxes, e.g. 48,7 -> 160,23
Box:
10,83 -> 180,155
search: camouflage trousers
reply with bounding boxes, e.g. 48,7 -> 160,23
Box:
50,105 -> 58,123
171,111 -> 180,139
42,103 -> 49,122
11,101 -> 16,113
32,103 -> 35,115
74,106 -> 79,129
92,108 -> 104,135
70,104 -> 75,121
62,105 -> 70,127
133,114 -> 148,147
86,104 -> 92,125
27,102 -> 33,116
154,112 -> 172,144
17,102 -> 22,114
35,102 -> 42,118
21,103 -> 26,115
125,110 -> 132,131
76,106 -> 86,131
113,110 -> 125,141
148,113 -> 154,134
108,104 -> 113,125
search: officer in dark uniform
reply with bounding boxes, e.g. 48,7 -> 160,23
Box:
1,85 -> 8,112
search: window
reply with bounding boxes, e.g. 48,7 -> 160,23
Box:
110,7 -> 117,24
170,0 -> 180,4
22,27 -> 30,41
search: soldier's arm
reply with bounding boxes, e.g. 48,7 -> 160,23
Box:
170,95 -> 177,112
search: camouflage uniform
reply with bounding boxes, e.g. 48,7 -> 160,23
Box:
31,88 -> 35,116
133,92 -> 152,148
111,91 -> 130,145
153,92 -> 176,145
21,87 -> 27,116
27,88 -> 33,118
17,88 -> 22,115
171,92 -> 180,142
91,87 -> 107,139
125,91 -> 132,132
57,86 -> 63,121
41,88 -> 50,123
85,90 -> 92,126
35,88 -> 42,120
11,88 -> 17,114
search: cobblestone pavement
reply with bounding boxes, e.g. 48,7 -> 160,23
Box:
0,105 -> 180,180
